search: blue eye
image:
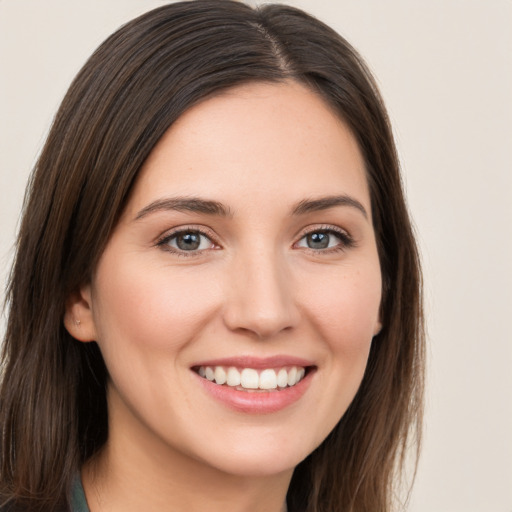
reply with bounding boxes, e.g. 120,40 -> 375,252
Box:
162,230 -> 214,252
296,229 -> 352,251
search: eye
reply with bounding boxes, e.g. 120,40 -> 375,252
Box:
159,229 -> 216,253
295,229 -> 353,251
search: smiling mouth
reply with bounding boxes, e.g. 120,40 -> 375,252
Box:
193,365 -> 313,392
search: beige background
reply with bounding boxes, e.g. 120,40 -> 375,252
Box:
1,1 -> 511,510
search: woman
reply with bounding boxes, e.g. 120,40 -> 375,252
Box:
0,1 -> 424,511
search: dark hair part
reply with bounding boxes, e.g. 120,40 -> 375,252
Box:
0,1 -> 424,510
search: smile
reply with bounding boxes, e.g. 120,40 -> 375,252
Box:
192,357 -> 316,413
196,365 -> 307,391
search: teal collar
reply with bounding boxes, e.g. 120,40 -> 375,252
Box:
71,476 -> 90,512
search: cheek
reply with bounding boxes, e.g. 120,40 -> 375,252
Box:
288,263 -> 381,447
300,263 -> 382,350
89,256 -> 226,423
91,255 -> 222,355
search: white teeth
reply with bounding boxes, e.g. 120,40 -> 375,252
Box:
226,366 -> 241,387
287,367 -> 297,386
214,366 -> 227,385
197,365 -> 307,391
241,368 -> 259,389
259,369 -> 277,390
277,368 -> 288,388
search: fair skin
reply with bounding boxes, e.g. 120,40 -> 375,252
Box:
65,81 -> 382,512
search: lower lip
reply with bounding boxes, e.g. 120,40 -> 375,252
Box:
194,370 -> 314,414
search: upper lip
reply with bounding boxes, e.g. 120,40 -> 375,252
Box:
191,355 -> 315,369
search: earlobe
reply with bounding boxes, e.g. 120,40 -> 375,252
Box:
64,285 -> 97,342
373,320 -> 383,337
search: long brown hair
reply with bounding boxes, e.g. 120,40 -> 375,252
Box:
0,1 -> 424,511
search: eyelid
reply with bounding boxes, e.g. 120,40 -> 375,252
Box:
294,224 -> 351,240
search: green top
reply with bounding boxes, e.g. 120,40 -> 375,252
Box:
71,477 -> 89,512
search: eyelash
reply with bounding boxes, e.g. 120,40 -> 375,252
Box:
156,225 -> 355,257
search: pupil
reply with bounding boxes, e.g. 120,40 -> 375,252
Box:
177,232 -> 200,250
308,232 -> 329,249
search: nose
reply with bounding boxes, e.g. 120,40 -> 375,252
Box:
222,248 -> 300,339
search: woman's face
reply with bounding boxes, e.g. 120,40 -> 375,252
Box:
75,81 -> 382,477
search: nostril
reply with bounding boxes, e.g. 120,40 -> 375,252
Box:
222,303 -> 300,339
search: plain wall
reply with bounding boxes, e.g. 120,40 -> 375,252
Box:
1,1 -> 511,510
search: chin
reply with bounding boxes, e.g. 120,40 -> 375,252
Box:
204,450 -> 304,478
187,428 -> 320,478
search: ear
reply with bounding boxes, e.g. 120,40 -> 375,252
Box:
64,284 -> 97,342
373,301 -> 384,337
373,318 -> 383,337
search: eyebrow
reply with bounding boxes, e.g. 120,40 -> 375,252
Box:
292,195 -> 368,219
134,197 -> 232,220
134,194 -> 368,221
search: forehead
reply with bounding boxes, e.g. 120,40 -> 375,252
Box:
125,81 -> 370,217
